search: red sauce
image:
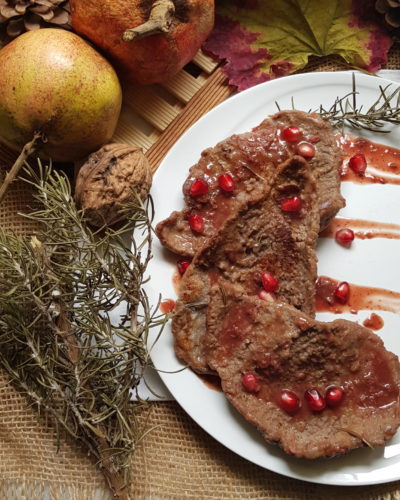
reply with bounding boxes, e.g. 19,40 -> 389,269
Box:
198,374 -> 222,392
254,343 -> 398,417
321,217 -> 400,241
219,302 -> 255,349
183,124 -> 291,235
160,299 -> 176,314
339,135 -> 400,185
255,352 -> 398,417
343,348 -> 398,410
315,276 -> 400,314
363,313 -> 384,330
183,124 -> 322,239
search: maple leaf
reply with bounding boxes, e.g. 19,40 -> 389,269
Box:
203,0 -> 393,90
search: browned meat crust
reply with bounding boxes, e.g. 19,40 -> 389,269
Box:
156,110 -> 344,258
206,286 -> 400,459
172,156 -> 319,373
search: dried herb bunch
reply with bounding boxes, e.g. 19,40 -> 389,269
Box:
316,74 -> 400,133
0,163 -> 166,499
276,74 -> 400,133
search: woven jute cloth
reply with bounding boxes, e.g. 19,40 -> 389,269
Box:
1,47 -> 400,499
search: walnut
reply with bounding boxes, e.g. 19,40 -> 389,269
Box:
75,143 -> 152,227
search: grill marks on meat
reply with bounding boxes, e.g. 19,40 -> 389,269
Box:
207,288 -> 400,459
172,156 -> 319,374
156,110 -> 344,258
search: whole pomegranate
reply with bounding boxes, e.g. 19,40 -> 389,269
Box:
0,29 -> 122,162
70,0 -> 215,85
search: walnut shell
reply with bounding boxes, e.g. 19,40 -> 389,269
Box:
75,143 -> 152,227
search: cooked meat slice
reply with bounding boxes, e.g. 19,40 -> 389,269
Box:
172,155 -> 319,373
156,118 -> 285,257
156,110 -> 344,258
207,287 -> 400,459
271,110 -> 345,230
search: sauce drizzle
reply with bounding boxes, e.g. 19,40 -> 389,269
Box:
315,276 -> 400,314
339,135 -> 400,185
321,217 -> 400,241
363,313 -> 384,331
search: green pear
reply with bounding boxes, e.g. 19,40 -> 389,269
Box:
0,29 -> 122,162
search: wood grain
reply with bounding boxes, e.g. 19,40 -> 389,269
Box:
146,68 -> 233,171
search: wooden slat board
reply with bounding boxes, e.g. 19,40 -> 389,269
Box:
112,49 -> 233,169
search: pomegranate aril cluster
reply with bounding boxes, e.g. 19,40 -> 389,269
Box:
279,385 -> 344,415
281,126 -> 316,158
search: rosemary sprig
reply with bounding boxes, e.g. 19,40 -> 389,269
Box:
316,73 -> 400,133
0,162 -> 166,499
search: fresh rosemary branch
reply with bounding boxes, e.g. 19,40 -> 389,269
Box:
0,162 -> 167,499
315,73 -> 400,133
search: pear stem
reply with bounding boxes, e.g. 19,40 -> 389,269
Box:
0,132 -> 44,204
122,0 -> 175,42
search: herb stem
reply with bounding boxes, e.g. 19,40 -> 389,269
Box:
0,132 -> 43,204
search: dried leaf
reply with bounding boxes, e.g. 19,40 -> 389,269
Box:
203,0 -> 393,90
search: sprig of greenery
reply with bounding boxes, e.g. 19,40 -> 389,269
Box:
0,162 -> 167,499
276,73 -> 400,133
316,73 -> 400,133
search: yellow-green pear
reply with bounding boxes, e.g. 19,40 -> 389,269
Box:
0,29 -> 122,162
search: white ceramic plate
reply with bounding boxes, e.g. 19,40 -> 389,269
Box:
145,72 -> 400,486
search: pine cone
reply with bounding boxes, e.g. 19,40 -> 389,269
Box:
0,0 -> 71,46
376,0 -> 400,28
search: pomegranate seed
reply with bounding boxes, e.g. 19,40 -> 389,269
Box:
280,196 -> 302,213
335,228 -> 355,248
188,214 -> 204,233
296,142 -> 315,159
177,259 -> 191,275
218,173 -> 235,192
280,390 -> 301,415
241,373 -> 260,393
304,388 -> 326,412
261,271 -> 279,293
257,289 -> 274,302
281,126 -> 302,143
334,281 -> 350,304
325,386 -> 345,408
189,178 -> 208,197
348,153 -> 367,176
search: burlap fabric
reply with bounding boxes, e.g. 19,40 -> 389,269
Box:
1,47 -> 400,499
